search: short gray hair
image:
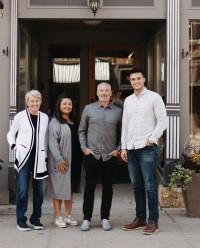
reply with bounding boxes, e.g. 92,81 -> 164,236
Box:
97,82 -> 111,91
25,90 -> 42,106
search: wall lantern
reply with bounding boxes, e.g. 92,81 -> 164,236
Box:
89,0 -> 100,16
2,46 -> 8,56
182,48 -> 189,59
0,1 -> 4,18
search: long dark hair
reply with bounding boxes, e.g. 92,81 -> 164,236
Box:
55,94 -> 76,124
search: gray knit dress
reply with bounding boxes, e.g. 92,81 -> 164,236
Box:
48,118 -> 71,200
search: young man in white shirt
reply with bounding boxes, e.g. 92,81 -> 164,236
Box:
121,69 -> 167,235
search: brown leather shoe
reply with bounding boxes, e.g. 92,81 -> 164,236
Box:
143,223 -> 159,235
122,217 -> 147,231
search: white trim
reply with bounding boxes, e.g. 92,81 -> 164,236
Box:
177,117 -> 180,158
8,120 -> 15,163
166,0 -> 180,160
27,6 -> 88,9
166,116 -> 170,159
9,0 -> 18,163
100,6 -> 155,9
10,0 -> 18,107
166,115 -> 180,159
170,116 -> 173,158
167,0 -> 180,104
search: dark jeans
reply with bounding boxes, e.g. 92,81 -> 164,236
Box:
127,145 -> 159,223
15,157 -> 44,225
83,155 -> 116,221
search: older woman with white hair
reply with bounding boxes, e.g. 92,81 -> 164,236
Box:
7,90 -> 48,231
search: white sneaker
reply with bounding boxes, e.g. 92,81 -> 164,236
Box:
54,216 -> 67,228
64,215 -> 78,226
80,220 -> 91,231
101,219 -> 112,231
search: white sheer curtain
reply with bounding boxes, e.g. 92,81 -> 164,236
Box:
53,63 -> 80,83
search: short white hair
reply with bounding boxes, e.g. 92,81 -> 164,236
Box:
25,90 -> 42,106
97,82 -> 111,91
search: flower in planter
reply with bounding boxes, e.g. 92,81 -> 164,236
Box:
183,137 -> 200,172
190,153 -> 200,165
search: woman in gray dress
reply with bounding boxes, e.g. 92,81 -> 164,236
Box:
48,95 -> 81,228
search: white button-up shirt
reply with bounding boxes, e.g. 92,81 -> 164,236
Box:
121,88 -> 167,150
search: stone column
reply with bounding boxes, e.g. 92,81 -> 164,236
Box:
7,0 -> 18,203
0,0 -> 12,204
162,0 -> 181,184
166,0 -> 180,160
8,0 -> 18,163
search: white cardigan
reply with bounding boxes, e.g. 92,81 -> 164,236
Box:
7,109 -> 49,179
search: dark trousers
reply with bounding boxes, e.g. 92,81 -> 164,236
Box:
16,157 -> 44,225
83,155 -> 116,221
127,145 -> 159,223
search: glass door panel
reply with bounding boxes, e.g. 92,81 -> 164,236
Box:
51,57 -> 80,117
89,45 -> 141,103
189,21 -> 200,139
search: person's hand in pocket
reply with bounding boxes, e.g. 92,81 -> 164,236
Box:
84,148 -> 94,156
109,150 -> 119,157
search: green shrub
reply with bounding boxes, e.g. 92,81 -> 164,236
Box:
168,163 -> 194,191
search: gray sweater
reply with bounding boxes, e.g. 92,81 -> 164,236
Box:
48,118 -> 72,200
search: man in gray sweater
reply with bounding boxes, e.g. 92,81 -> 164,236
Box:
79,82 -> 122,231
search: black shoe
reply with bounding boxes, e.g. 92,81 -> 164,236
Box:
30,219 -> 44,230
17,222 -> 31,231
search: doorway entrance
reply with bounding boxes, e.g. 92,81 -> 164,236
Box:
18,19 -> 166,182
88,44 -> 142,103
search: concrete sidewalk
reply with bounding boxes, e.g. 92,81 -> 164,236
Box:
0,184 -> 200,248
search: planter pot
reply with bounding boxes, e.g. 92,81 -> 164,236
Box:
183,173 -> 200,217
183,156 -> 200,172
159,185 -> 185,208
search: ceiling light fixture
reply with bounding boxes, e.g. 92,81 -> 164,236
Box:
89,0 -> 100,16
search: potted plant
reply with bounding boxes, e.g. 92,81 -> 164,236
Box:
168,163 -> 194,191
182,137 -> 200,173
168,137 -> 200,217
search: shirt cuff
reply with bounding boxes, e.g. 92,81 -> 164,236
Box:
116,145 -> 121,151
148,136 -> 158,144
81,145 -> 88,153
